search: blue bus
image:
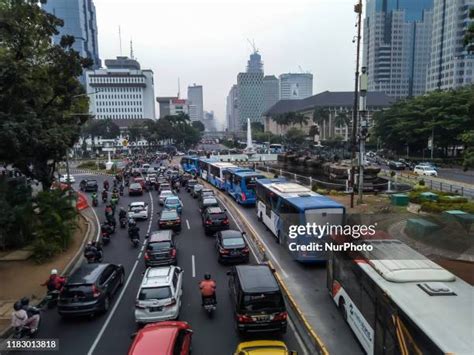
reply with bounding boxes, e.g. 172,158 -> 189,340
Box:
224,168 -> 266,205
207,161 -> 238,190
255,179 -> 345,263
180,156 -> 200,174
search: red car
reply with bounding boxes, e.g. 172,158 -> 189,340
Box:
133,177 -> 146,188
128,321 -> 193,355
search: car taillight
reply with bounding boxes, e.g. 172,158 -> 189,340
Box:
223,218 -> 229,225
144,252 -> 150,260
237,314 -> 254,323
242,247 -> 249,254
241,193 -> 247,201
165,298 -> 176,307
92,285 -> 101,298
205,219 -> 212,225
170,248 -> 176,257
176,219 -> 181,223
273,311 -> 288,321
219,248 -> 229,255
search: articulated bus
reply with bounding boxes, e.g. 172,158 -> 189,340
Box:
327,238 -> 473,355
255,178 -> 345,263
224,167 -> 266,205
180,156 -> 200,174
206,161 -> 238,190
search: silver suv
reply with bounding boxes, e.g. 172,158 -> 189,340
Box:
134,266 -> 183,325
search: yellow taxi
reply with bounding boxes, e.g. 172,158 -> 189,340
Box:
234,340 -> 297,355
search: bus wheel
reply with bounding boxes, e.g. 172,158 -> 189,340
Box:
257,213 -> 262,222
338,298 -> 347,322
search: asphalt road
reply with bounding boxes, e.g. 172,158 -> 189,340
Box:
25,170 -> 305,355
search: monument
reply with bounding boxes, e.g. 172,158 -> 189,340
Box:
244,118 -> 256,156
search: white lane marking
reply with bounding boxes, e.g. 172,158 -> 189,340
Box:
90,205 -> 101,243
191,255 -> 196,278
87,259 -> 139,355
146,190 -> 154,234
186,219 -> 190,230
138,251 -> 142,258
288,315 -> 309,355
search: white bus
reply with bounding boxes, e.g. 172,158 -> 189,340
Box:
207,162 -> 237,190
327,238 -> 473,355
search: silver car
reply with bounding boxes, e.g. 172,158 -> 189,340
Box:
134,266 -> 183,324
158,190 -> 175,205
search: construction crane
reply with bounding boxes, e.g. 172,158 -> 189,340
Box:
247,38 -> 259,53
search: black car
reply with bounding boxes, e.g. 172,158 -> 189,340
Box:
215,230 -> 250,263
388,161 -> 405,170
80,179 -> 98,192
202,207 -> 229,235
199,197 -> 219,213
227,264 -> 287,336
144,230 -> 177,266
57,263 -> 124,318
158,209 -> 181,231
186,179 -> 198,193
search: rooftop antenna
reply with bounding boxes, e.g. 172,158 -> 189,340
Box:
118,26 -> 122,55
130,38 -> 134,59
247,38 -> 258,53
177,77 -> 180,98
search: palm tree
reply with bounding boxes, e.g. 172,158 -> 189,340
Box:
334,111 -> 351,141
312,107 -> 330,140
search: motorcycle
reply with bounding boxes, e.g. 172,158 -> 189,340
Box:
131,235 -> 139,248
119,187 -> 124,196
119,216 -> 127,228
92,197 -> 98,207
202,297 -> 216,316
102,231 -> 111,245
13,323 -> 40,339
102,194 -> 107,203
85,250 -> 102,263
45,290 -> 60,309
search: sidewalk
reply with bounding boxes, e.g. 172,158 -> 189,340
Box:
0,207 -> 98,335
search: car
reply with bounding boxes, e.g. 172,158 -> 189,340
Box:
418,162 -> 439,171
158,209 -> 181,231
202,207 -> 229,235
129,183 -> 144,196
228,264 -> 287,335
146,167 -> 156,175
59,174 -> 75,183
158,183 -> 172,194
388,161 -> 405,170
128,201 -> 149,220
199,196 -> 219,212
133,177 -> 146,188
58,263 -> 125,318
144,230 -> 177,267
164,196 -> 183,214
215,230 -> 249,263
197,189 -> 214,203
131,168 -> 141,177
186,179 -> 198,193
191,184 -> 203,198
159,190 -> 175,205
234,341 -> 297,355
80,179 -> 98,192
128,321 -> 192,355
176,151 -> 185,156
134,266 -> 183,325
141,164 -> 151,174
414,165 -> 438,177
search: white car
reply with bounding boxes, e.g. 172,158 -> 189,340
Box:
159,190 -> 175,205
414,165 -> 438,177
59,174 -> 75,183
128,201 -> 149,220
134,266 -> 183,325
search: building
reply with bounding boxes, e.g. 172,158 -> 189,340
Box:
247,52 -> 264,73
169,98 -> 189,116
263,91 -> 394,140
263,75 -> 280,112
85,56 -> 156,120
203,111 -> 217,132
426,0 -> 474,91
279,73 -> 313,100
363,0 -> 434,98
226,84 -> 239,132
156,96 -> 178,118
187,84 -> 204,121
42,0 -> 101,69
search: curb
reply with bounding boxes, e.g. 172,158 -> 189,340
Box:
199,178 -> 329,355
0,208 -> 97,339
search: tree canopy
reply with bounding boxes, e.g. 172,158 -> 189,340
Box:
82,119 -> 120,139
191,120 -> 205,132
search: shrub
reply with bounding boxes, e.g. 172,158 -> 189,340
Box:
420,201 -> 474,214
418,179 -> 425,186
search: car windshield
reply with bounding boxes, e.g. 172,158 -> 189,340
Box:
138,286 -> 172,300
130,184 -> 141,189
203,198 -> 217,205
194,185 -> 203,191
161,191 -> 173,197
165,198 -> 180,204
147,242 -> 171,251
242,292 -> 284,312
130,206 -> 145,212
222,237 -> 244,247
161,211 -> 178,219
87,181 -> 97,185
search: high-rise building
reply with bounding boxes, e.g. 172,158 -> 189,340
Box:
263,75 -> 280,112
247,52 -> 264,73
187,84 -> 204,121
42,0 -> 101,69
279,73 -> 313,100
85,56 -> 156,120
426,0 -> 474,91
363,0 -> 434,98
156,97 -> 178,118
226,85 -> 239,132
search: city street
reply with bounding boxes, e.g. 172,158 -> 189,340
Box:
29,172 -> 305,355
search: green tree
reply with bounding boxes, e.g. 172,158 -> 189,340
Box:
460,130 -> 474,171
127,122 -> 146,142
0,0 -> 91,189
285,128 -> 306,146
192,120 -> 205,132
312,107 -> 330,125
334,111 -> 350,140
82,119 -> 120,139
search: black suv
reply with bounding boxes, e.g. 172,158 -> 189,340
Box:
80,179 -> 99,192
58,263 -> 124,318
201,207 -> 229,235
144,230 -> 177,266
227,264 -> 287,336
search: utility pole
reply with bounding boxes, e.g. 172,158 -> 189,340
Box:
358,67 -> 368,204
350,0 -> 363,208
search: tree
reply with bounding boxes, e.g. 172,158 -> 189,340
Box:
334,111 -> 350,140
0,0 -> 92,189
192,121 -> 205,132
460,130 -> 474,171
82,119 -> 120,139
285,128 -> 306,146
312,107 -> 330,125
127,122 -> 146,142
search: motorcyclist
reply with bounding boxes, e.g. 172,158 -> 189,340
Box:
103,179 -> 109,191
105,204 -> 113,218
41,269 -> 66,292
101,221 -> 114,236
91,191 -> 97,200
119,207 -> 127,220
11,301 -> 40,335
101,189 -> 108,202
119,184 -> 124,195
128,223 -> 140,239
199,274 -> 216,306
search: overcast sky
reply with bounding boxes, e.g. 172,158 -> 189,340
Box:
94,0 -> 360,129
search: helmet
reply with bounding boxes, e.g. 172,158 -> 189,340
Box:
51,269 -> 58,275
120,207 -> 125,211
204,274 -> 211,280
20,297 -> 30,306
13,301 -> 23,311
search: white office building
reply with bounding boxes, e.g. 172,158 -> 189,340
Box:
279,73 -> 313,100
86,56 -> 156,120
187,84 -> 204,121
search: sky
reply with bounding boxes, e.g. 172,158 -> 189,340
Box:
94,0 -> 361,129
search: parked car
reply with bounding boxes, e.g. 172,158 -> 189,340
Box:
215,230 -> 249,263
80,179 -> 98,192
128,321 -> 192,355
59,174 -> 75,183
186,180 -> 198,193
129,183 -> 144,196
234,341 -> 296,355
414,165 -> 438,177
58,263 -> 124,318
134,266 -> 183,325
159,190 -> 175,205
164,196 -> 183,214
202,207 -> 229,235
128,201 -> 149,220
191,184 -> 203,198
227,264 -> 287,336
388,161 -> 405,170
144,230 -> 177,267
158,209 -> 181,231
199,196 -> 219,212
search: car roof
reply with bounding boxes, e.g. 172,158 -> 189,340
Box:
161,190 -> 173,195
68,263 -> 110,284
130,202 -> 145,207
129,322 -> 189,355
130,183 -> 142,187
203,197 -> 217,203
142,267 -> 174,287
165,196 -> 180,201
235,265 -> 280,293
161,209 -> 178,217
221,230 -> 242,238
149,230 -> 173,242
207,207 -> 224,214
